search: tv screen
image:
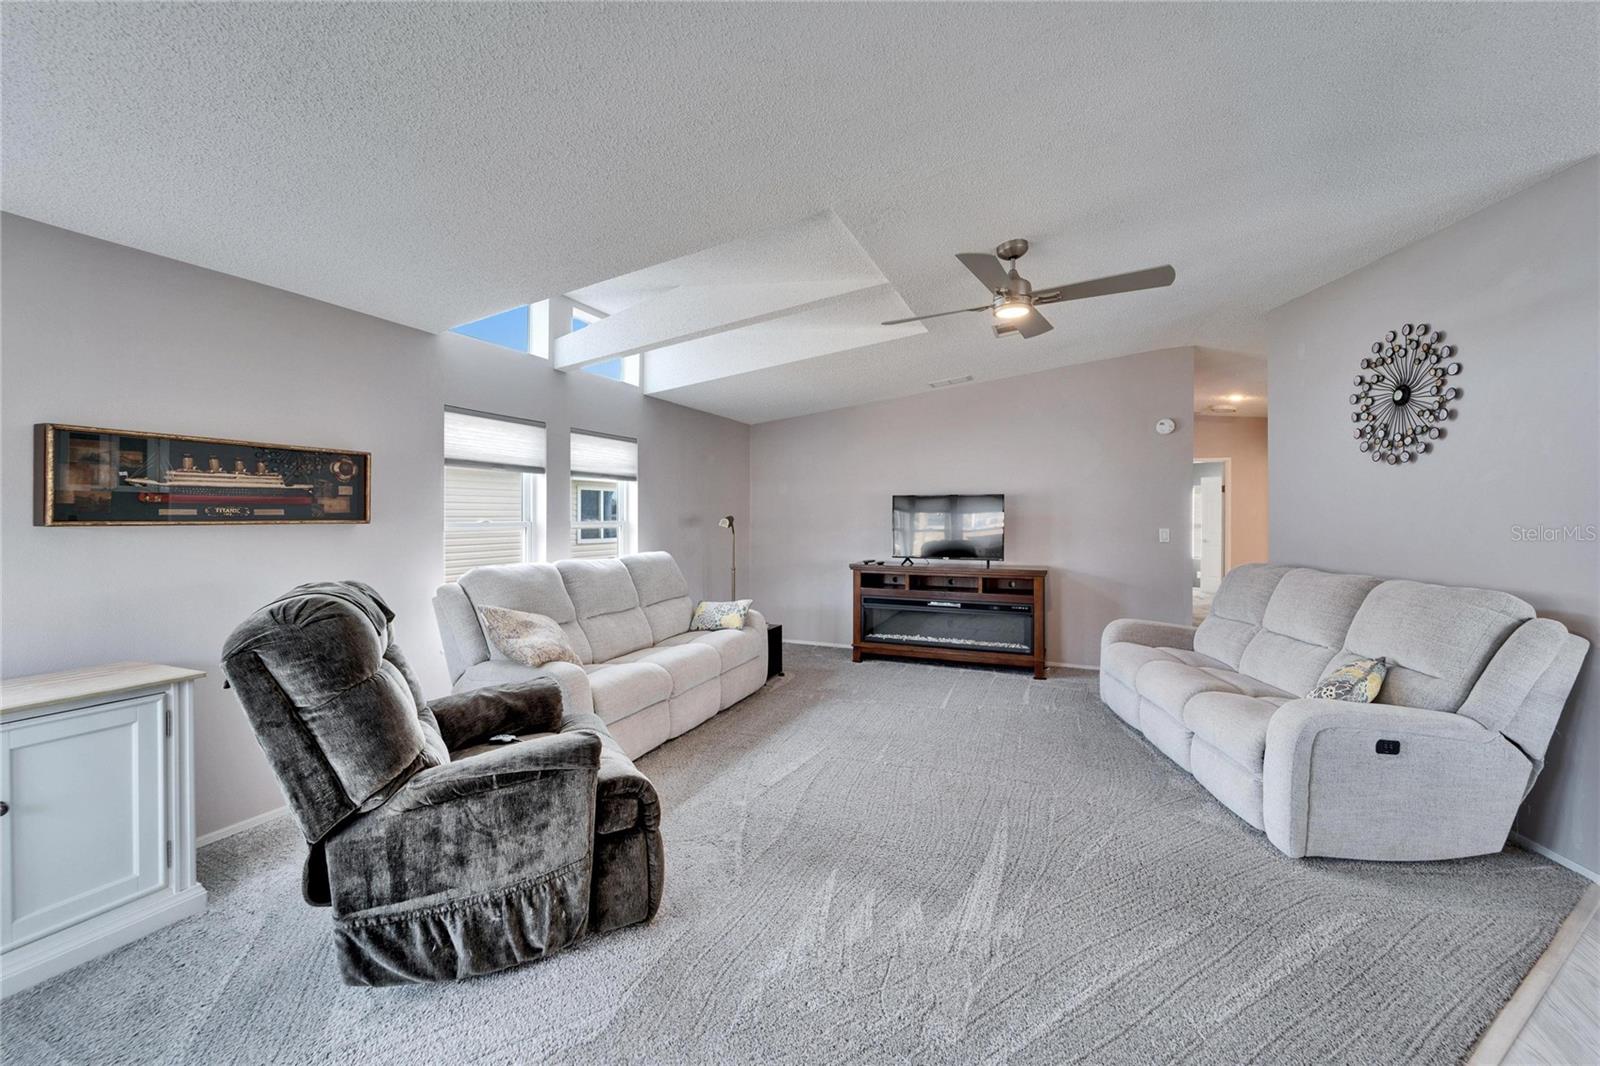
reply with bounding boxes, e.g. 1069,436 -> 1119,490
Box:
891,494 -> 1005,560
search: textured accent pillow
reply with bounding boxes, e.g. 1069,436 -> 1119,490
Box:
690,599 -> 754,631
1308,656 -> 1388,702
478,606 -> 582,668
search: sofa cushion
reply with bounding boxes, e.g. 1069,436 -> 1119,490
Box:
1193,564 -> 1293,668
1102,642 -> 1223,690
1338,580 -> 1534,712
1185,691 -> 1287,774
1138,661 -> 1290,723
623,552 -> 695,644
558,559 -> 656,663
458,563 -> 594,664
455,659 -> 594,718
658,624 -> 763,672
1238,569 -> 1380,695
609,642 -> 722,697
583,661 -> 673,725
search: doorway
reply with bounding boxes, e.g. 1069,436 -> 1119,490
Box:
1191,459 -> 1228,624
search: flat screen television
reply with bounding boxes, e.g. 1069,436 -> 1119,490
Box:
891,494 -> 1005,560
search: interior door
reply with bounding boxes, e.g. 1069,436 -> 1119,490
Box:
0,693 -> 167,952
1198,475 -> 1225,593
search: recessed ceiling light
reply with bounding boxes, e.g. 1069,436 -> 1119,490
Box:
1208,404 -> 1239,414
1226,393 -> 1246,403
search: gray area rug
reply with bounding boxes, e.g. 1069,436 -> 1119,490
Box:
3,646 -> 1585,1065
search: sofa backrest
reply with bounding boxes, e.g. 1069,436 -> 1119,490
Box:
1459,618 -> 1590,767
223,581 -> 449,843
1237,568 -> 1381,695
1194,564 -> 1293,668
456,562 -> 595,664
1336,579 -> 1535,712
556,558 -> 656,662
623,551 -> 694,643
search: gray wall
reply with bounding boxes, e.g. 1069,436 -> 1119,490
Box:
747,348 -> 1196,666
1267,158 -> 1599,874
0,215 -> 750,837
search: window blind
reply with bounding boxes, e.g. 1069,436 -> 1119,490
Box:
443,466 -> 528,580
444,407 -> 546,473
571,430 -> 638,481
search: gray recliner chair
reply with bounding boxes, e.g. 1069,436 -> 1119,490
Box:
221,580 -> 663,986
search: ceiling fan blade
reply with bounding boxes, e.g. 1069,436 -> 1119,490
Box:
1032,265 -> 1176,306
956,252 -> 1013,293
881,304 -> 989,326
1014,309 -> 1054,338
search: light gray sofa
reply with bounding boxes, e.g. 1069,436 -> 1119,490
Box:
1101,564 -> 1588,861
434,552 -> 768,760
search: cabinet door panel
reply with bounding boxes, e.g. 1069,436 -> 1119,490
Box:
1,693 -> 166,951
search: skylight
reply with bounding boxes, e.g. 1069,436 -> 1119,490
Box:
450,305 -> 530,353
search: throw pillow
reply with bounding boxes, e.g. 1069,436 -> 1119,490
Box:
1308,656 -> 1388,702
478,606 -> 582,668
690,599 -> 754,631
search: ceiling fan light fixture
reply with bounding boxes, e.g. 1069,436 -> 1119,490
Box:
993,298 -> 1032,320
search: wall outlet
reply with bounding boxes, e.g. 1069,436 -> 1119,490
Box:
1158,528 -> 1171,543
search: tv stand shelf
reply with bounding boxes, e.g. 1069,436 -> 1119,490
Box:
851,562 -> 1047,678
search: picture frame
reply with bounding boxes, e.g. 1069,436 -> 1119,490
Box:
34,423 -> 371,526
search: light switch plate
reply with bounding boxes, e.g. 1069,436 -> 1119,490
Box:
1159,528 -> 1171,543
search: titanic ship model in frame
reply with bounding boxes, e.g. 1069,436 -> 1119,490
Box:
35,424 -> 371,526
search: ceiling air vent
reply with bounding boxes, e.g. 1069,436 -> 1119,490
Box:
929,375 -> 974,390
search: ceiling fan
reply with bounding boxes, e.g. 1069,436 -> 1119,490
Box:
883,239 -> 1176,339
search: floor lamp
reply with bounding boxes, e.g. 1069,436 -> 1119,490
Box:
718,515 -> 736,599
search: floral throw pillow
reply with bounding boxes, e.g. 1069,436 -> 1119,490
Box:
478,605 -> 582,668
690,599 -> 754,631
1308,656 -> 1388,703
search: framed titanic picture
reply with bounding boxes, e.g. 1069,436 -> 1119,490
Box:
35,423 -> 371,526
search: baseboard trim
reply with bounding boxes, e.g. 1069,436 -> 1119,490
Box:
1048,662 -> 1097,672
1510,831 -> 1600,884
197,805 -> 289,849
1468,881 -> 1600,1065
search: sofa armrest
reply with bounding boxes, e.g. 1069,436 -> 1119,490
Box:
1101,618 -> 1196,655
1262,698 -> 1533,861
428,678 -> 564,751
745,607 -> 767,631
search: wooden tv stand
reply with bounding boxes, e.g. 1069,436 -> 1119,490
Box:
850,561 -> 1048,678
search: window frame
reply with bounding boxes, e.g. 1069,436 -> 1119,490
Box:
442,465 -> 546,580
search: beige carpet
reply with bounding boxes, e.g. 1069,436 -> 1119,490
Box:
2,646 -> 1585,1064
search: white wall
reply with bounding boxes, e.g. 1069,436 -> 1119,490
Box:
1193,415 -> 1269,571
1267,158 -> 1599,874
747,348 -> 1196,666
1,215 -> 750,838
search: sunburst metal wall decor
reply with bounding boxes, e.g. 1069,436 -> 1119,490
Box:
1350,323 -> 1460,464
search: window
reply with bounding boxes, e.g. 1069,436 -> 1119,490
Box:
571,307 -> 640,386
570,431 -> 638,559
449,305 -> 531,353
443,408 -> 547,580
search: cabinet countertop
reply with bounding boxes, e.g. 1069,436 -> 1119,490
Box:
1,662 -> 207,717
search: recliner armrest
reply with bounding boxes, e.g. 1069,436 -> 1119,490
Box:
1262,698 -> 1532,860
388,729 -> 600,811
1101,618 -> 1196,654
428,678 -> 565,750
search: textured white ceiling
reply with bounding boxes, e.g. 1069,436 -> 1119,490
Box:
4,3 -> 1597,423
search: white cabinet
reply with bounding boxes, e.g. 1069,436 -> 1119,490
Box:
0,663 -> 207,997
